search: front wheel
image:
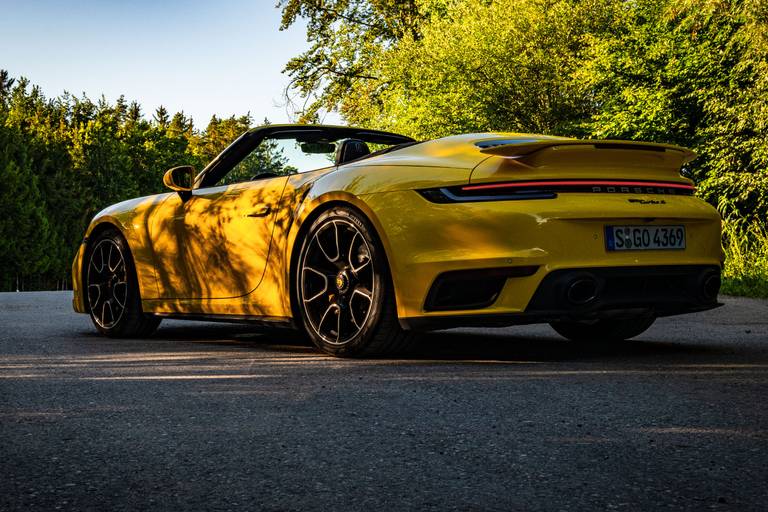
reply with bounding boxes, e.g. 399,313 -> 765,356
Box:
295,207 -> 414,357
550,316 -> 655,344
85,229 -> 161,338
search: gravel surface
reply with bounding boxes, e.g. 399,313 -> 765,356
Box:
1,291 -> 768,511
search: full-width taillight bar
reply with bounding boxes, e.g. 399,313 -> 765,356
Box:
417,179 -> 696,203
461,179 -> 696,192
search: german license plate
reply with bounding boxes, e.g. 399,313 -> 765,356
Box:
605,225 -> 685,251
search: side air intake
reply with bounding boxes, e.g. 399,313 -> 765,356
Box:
424,266 -> 538,311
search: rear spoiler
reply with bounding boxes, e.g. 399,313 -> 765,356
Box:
478,139 -> 698,165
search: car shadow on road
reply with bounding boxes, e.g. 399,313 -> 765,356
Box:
111,320 -> 743,365
418,330 -> 747,365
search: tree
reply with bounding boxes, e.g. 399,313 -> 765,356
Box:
153,105 -> 170,129
278,0 -> 425,121
190,114 -> 253,162
0,122 -> 51,290
341,0 -> 625,138
576,0 -> 768,220
0,70 -> 14,107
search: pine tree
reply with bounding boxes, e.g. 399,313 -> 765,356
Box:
0,122 -> 51,290
153,105 -> 170,129
127,101 -> 141,124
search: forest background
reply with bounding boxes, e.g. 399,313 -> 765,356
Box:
1,0 -> 766,296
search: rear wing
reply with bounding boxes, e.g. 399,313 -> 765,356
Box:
478,139 -> 697,165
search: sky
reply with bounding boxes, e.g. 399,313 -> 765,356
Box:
0,0 -> 336,128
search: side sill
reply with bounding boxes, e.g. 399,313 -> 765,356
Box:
152,312 -> 296,328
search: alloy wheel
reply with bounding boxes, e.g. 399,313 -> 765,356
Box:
86,239 -> 128,329
299,219 -> 376,345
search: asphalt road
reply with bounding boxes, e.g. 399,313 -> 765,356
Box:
2,292 -> 768,511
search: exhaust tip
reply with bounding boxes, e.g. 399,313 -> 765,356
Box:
567,278 -> 598,305
702,273 -> 721,301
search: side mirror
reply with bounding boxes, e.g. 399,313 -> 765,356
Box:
163,166 -> 195,195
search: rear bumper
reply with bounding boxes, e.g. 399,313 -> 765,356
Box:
525,264 -> 721,315
403,264 -> 721,330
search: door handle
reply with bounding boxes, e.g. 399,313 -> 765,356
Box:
246,206 -> 271,218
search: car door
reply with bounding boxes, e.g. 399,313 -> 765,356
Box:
148,176 -> 288,300
147,130 -> 341,301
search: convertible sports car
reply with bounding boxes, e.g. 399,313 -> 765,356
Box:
72,124 -> 723,356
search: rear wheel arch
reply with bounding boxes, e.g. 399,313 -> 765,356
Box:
288,199 -> 397,325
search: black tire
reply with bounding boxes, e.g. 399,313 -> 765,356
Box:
85,228 -> 161,338
550,316 -> 655,344
295,206 -> 414,357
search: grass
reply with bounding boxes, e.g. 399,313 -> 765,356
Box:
720,217 -> 768,298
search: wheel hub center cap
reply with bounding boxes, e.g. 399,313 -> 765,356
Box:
335,271 -> 350,293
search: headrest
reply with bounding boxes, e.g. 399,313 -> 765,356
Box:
336,139 -> 371,165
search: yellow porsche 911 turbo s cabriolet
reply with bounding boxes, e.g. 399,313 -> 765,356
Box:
72,124 -> 723,356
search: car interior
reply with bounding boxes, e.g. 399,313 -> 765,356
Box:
335,139 -> 371,165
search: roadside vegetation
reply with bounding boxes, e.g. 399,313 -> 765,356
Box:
721,215 -> 768,298
1,0 -> 766,297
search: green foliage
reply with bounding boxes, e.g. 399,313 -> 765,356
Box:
278,0 -> 424,122
0,120 -> 51,290
577,0 -> 768,184
720,217 -> 768,299
0,71 -> 258,291
344,0 -> 625,138
716,193 -> 768,298
220,135 -> 292,185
